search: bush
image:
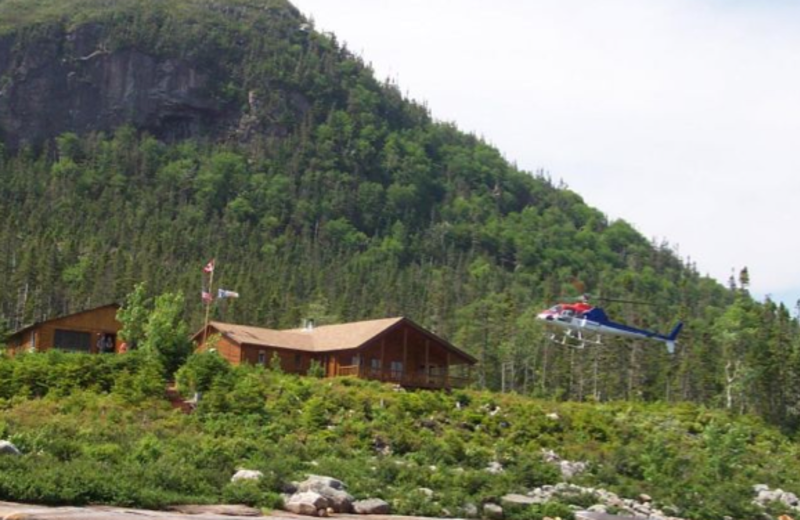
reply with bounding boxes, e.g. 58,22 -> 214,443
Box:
504,502 -> 575,520
176,349 -> 231,396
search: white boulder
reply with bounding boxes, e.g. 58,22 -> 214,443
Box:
231,469 -> 263,483
0,441 -> 21,456
353,498 -> 390,515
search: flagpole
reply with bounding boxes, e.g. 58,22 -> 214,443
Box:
202,263 -> 215,349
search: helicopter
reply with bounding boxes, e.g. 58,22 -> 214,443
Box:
536,295 -> 682,353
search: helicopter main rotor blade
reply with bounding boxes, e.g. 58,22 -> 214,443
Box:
594,296 -> 657,306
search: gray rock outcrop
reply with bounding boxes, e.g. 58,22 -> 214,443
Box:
528,483 -> 676,520
752,484 -> 800,511
0,22 -> 310,151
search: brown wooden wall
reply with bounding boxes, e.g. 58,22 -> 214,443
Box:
194,327 -> 316,375
196,330 -> 242,365
8,306 -> 121,355
355,322 -> 453,378
7,330 -> 36,355
240,345 -> 313,374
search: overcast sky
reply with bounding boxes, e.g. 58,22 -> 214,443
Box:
292,0 -> 800,309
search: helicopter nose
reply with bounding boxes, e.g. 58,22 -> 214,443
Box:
537,312 -> 553,321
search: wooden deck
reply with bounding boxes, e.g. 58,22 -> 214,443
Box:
336,365 -> 471,389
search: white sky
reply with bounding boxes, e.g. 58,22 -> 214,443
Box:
292,0 -> 800,309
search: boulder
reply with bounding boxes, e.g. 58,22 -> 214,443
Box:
285,491 -> 330,516
559,460 -> 588,480
231,469 -> 263,483
353,498 -> 390,515
782,492 -> 799,507
485,461 -> 504,474
296,475 -> 353,513
541,449 -> 560,463
484,503 -> 504,520
461,502 -> 479,518
501,494 -> 540,506
757,489 -> 784,504
322,488 -> 353,513
0,441 -> 21,456
297,475 -> 346,492
417,488 -> 434,499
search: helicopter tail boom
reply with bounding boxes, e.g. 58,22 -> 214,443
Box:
663,322 -> 683,354
667,322 -> 683,342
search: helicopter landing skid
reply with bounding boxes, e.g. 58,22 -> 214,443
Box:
549,330 -> 603,349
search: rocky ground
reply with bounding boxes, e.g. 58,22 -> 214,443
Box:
0,503 -> 454,520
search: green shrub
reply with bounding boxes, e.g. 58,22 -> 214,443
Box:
307,360 -> 325,378
175,349 -> 231,396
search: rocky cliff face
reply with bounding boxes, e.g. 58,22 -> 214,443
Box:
0,24 -> 239,149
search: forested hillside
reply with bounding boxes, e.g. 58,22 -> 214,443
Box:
1,0 -> 799,428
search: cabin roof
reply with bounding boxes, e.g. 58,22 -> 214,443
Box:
198,317 -> 477,363
205,317 -> 404,352
8,303 -> 121,338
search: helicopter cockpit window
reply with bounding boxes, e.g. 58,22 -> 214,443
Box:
558,308 -> 575,321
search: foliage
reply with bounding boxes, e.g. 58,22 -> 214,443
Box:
141,291 -> 192,375
175,349 -> 231,396
0,349 -> 163,401
307,359 -> 325,378
0,355 -> 799,519
117,282 -> 151,349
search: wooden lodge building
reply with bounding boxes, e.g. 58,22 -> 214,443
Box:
6,304 -> 122,355
193,317 -> 477,389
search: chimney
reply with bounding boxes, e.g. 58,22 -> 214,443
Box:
303,318 -> 315,331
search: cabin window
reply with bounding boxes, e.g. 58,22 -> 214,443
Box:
258,351 -> 266,365
53,329 -> 92,352
370,358 -> 381,370
390,361 -> 404,378
294,353 -> 302,370
351,355 -> 361,367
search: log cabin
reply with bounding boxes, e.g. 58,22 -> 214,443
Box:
193,317 -> 477,389
6,304 -> 122,355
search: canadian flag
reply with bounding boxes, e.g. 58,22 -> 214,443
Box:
203,259 -> 215,274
